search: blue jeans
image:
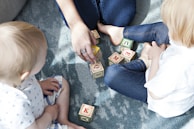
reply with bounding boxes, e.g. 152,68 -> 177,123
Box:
124,22 -> 170,45
104,59 -> 147,103
57,0 -> 136,29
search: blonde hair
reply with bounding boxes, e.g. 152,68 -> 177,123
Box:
0,21 -> 47,86
161,0 -> 194,47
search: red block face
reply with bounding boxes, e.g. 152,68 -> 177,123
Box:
108,52 -> 124,64
79,104 -> 95,117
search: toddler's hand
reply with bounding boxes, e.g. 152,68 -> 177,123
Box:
148,41 -> 167,60
39,78 -> 60,96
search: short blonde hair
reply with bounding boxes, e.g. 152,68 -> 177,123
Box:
161,0 -> 194,47
0,21 -> 47,85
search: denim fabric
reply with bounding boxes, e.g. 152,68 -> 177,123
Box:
57,0 -> 136,29
124,22 -> 170,45
104,59 -> 147,103
98,0 -> 136,26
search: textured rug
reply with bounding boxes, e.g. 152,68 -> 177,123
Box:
16,0 -> 194,129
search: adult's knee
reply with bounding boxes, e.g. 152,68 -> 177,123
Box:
100,0 -> 136,26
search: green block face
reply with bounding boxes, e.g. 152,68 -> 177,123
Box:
120,38 -> 133,49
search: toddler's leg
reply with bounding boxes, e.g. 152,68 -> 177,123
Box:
97,22 -> 169,46
123,22 -> 169,45
104,60 -> 147,102
56,78 -> 85,129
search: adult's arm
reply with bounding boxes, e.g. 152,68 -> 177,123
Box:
56,0 -> 96,63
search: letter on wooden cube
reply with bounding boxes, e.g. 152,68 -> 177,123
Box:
89,61 -> 104,78
120,38 -> 134,51
78,104 -> 95,122
121,48 -> 136,62
108,52 -> 124,65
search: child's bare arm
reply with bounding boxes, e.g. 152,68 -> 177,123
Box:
148,41 -> 166,81
147,42 -> 167,99
26,104 -> 59,129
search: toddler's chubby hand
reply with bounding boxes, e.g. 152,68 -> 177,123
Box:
39,78 -> 60,96
148,41 -> 167,60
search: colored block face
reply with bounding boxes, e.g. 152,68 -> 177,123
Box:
78,104 -> 95,122
92,45 -> 100,56
120,38 -> 133,49
108,52 -> 124,65
89,62 -> 104,78
121,48 -> 136,62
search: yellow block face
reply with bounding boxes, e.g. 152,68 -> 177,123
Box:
92,45 -> 100,56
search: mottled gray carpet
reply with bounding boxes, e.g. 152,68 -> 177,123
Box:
16,0 -> 194,129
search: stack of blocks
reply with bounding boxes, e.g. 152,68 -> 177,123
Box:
89,30 -> 136,78
89,30 -> 104,79
108,38 -> 136,65
78,103 -> 95,122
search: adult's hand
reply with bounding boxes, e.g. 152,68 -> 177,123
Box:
71,22 -> 97,63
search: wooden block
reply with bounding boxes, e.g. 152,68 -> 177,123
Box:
120,38 -> 134,51
78,104 -> 95,122
91,30 -> 100,44
91,45 -> 102,61
108,52 -> 124,65
91,30 -> 100,39
121,48 -> 136,62
89,61 -> 104,78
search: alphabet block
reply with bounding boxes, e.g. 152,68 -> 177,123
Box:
91,30 -> 100,44
108,52 -> 124,65
91,45 -> 102,61
89,61 -> 104,78
120,38 -> 134,51
78,104 -> 95,122
121,48 -> 136,62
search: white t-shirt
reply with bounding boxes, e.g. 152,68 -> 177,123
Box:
0,75 -> 67,129
19,75 -> 45,118
145,40 -> 194,118
0,82 -> 34,129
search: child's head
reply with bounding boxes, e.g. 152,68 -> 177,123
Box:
161,0 -> 194,47
0,21 -> 47,86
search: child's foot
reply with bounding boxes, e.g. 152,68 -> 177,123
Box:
97,22 -> 124,46
139,42 -> 152,68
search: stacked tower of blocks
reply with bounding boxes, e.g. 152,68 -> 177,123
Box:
89,30 -> 104,79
